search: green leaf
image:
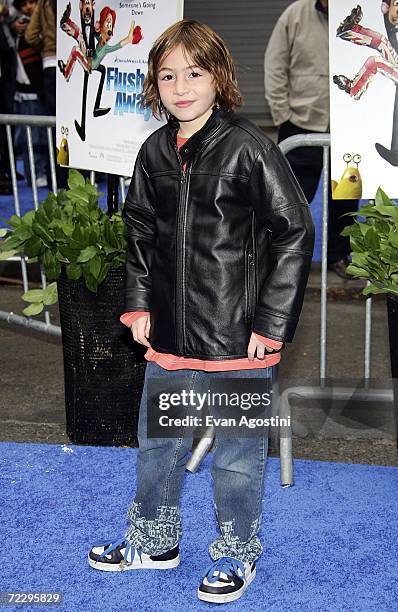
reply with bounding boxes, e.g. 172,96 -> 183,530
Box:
24,236 -> 43,258
363,227 -> 380,251
77,245 -> 98,263
32,219 -> 53,243
0,228 -> 8,237
43,282 -> 58,305
1,233 -> 25,250
362,284 -> 390,296
21,210 -> 36,227
15,224 -> 33,241
41,249 -> 61,280
67,169 -> 86,189
0,249 -> 18,261
23,302 -> 44,316
88,255 -> 101,280
22,288 -> 45,303
67,263 -> 82,280
346,264 -> 370,278
58,245 -> 78,262
7,214 -> 23,229
375,187 -> 392,207
84,272 -> 98,293
66,187 -> 90,205
97,261 -> 110,285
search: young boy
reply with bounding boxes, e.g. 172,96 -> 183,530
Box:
88,19 -> 314,604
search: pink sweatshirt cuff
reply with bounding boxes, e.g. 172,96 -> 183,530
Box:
120,312 -> 283,351
120,311 -> 150,327
253,332 -> 283,351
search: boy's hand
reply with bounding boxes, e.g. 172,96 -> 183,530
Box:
247,333 -> 276,360
130,314 -> 151,348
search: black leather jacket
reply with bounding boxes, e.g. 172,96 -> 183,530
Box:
122,107 -> 315,360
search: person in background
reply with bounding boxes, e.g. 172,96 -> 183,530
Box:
25,0 -> 55,114
13,0 -> 47,187
25,0 -> 69,188
0,0 -> 17,194
264,0 -> 357,280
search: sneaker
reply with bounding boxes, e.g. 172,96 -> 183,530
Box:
333,74 -> 352,94
88,535 -> 180,571
36,176 -> 48,188
58,60 -> 66,76
336,5 -> 363,36
197,556 -> 256,604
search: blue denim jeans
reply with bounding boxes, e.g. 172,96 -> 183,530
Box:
124,361 -> 273,564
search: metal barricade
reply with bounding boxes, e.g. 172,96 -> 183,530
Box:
187,133 -> 394,484
1,119 -> 393,481
0,113 -> 127,337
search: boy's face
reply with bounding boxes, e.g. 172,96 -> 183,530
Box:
157,44 -> 217,136
19,0 -> 36,16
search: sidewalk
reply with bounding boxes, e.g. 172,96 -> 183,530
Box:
0,263 -> 396,466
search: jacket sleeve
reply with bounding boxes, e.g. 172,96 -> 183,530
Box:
250,142 -> 315,343
25,1 -> 42,48
121,148 -> 156,311
264,12 -> 291,127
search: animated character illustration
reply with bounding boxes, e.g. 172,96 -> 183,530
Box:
58,0 -> 99,141
59,6 -> 142,81
57,126 -> 70,165
333,2 -> 398,165
332,153 -> 363,199
58,1 -> 142,142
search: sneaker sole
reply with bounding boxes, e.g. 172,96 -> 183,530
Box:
197,567 -> 256,603
87,554 -> 180,572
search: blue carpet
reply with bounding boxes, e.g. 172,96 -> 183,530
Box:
1,441 -> 397,611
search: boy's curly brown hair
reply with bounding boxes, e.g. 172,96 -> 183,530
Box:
142,19 -> 243,118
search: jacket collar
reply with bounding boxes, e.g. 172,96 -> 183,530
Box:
166,105 -> 233,163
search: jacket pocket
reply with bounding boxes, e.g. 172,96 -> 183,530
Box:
245,250 -> 255,323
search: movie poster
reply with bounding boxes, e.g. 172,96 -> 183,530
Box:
329,1 -> 398,199
56,0 -> 184,176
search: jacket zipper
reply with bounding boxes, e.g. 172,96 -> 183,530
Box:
173,143 -> 191,354
246,251 -> 255,322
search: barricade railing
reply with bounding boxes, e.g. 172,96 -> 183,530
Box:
187,133 -> 394,484
1,119 -> 394,481
0,113 -> 127,337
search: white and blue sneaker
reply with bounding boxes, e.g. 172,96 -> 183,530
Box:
197,556 -> 256,603
88,535 -> 180,571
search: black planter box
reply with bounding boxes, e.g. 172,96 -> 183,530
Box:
57,266 -> 147,446
387,293 -> 398,447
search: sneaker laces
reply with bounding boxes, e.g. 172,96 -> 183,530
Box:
96,536 -> 143,564
204,556 -> 245,584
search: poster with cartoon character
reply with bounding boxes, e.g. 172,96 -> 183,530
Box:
330,1 -> 398,198
56,0 -> 184,175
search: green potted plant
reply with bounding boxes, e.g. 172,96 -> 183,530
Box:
0,170 -> 146,446
342,187 -> 398,445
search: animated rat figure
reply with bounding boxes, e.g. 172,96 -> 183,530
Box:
333,2 -> 398,164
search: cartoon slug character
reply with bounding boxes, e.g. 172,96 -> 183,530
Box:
332,153 -> 362,200
57,126 -> 70,166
